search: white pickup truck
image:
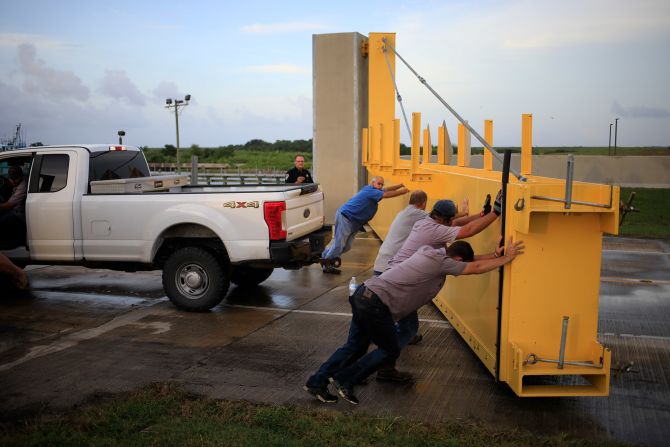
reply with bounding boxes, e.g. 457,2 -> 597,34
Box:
0,144 -> 331,311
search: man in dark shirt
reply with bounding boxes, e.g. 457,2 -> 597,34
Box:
285,154 -> 313,184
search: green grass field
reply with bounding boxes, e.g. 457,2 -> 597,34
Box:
619,187 -> 670,239
142,141 -> 668,169
0,383 -> 626,447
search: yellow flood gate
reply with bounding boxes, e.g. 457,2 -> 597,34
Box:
364,33 -> 618,397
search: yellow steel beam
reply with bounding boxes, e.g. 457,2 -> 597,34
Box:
484,120 -> 493,171
423,125 -> 432,165
411,112 -> 421,174
457,123 -> 471,167
521,114 -> 532,175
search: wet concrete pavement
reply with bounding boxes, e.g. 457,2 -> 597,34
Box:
0,235 -> 669,446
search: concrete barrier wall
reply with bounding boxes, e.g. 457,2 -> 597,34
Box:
313,33 -> 368,224
467,154 -> 670,188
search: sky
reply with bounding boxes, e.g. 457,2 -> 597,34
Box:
1,0 -> 669,148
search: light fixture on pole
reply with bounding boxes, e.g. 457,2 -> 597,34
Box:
614,117 -> 620,156
165,94 -> 191,173
118,130 -> 125,145
608,123 -> 612,156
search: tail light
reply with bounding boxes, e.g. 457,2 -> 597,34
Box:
264,201 -> 287,240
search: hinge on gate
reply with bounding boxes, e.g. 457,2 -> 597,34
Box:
360,39 -> 369,58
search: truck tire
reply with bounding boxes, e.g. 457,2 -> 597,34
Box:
162,246 -> 230,311
230,266 -> 274,287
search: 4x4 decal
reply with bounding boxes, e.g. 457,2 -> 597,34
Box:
223,201 -> 260,209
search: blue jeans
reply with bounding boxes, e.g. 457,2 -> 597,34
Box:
322,211 -> 358,261
306,288 -> 370,389
332,286 -> 400,388
372,270 -> 418,348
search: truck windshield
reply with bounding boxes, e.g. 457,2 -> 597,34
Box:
88,150 -> 150,183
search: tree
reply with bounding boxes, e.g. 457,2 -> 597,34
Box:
163,145 -> 177,157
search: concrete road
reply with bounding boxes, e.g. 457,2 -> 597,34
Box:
0,235 -> 668,446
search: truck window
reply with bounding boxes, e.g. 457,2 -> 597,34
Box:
88,151 -> 150,183
37,154 -> 69,193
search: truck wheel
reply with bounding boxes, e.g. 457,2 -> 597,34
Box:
230,266 -> 274,287
162,246 -> 229,311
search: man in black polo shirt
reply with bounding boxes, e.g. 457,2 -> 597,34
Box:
285,154 -> 313,184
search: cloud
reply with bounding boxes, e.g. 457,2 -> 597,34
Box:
0,32 -> 70,50
152,81 -> 187,101
241,22 -> 324,34
17,43 -> 89,101
501,1 -> 670,49
243,64 -> 308,74
394,1 -> 670,52
100,70 -> 146,106
0,79 -> 149,147
611,101 -> 670,118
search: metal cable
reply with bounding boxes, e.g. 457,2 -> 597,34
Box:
382,44 -> 413,140
382,37 -> 527,182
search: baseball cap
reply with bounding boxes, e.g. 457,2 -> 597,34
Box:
432,199 -> 457,219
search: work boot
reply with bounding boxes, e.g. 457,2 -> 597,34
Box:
322,266 -> 341,274
376,367 -> 413,383
407,334 -> 423,345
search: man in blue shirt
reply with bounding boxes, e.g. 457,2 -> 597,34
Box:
321,176 -> 408,274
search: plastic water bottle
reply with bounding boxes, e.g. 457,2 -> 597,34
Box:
349,276 -> 358,296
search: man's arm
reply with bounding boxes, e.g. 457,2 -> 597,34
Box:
382,186 -> 409,199
455,212 -> 498,239
451,214 -> 479,226
461,238 -> 524,274
383,183 -> 405,192
473,242 -> 504,260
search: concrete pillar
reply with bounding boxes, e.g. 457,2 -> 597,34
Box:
313,33 -> 368,224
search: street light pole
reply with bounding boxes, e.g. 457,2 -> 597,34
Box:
614,117 -> 620,156
608,123 -> 612,156
165,95 -> 191,174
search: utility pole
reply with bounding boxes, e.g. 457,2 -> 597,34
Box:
608,123 -> 612,156
614,117 -> 620,156
165,95 -> 191,174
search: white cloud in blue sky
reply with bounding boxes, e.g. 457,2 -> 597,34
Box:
0,0 -> 668,148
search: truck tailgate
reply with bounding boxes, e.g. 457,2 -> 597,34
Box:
284,189 -> 325,241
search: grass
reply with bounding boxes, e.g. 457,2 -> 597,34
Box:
142,143 -> 669,170
619,187 -> 670,239
0,383 -> 626,447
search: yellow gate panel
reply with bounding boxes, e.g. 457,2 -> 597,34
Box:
364,32 -> 617,397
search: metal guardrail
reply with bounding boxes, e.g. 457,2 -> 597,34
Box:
149,163 -> 285,185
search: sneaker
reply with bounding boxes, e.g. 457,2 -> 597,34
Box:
407,334 -> 423,345
303,385 -> 338,403
376,367 -> 413,383
328,377 -> 359,405
322,266 -> 341,275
